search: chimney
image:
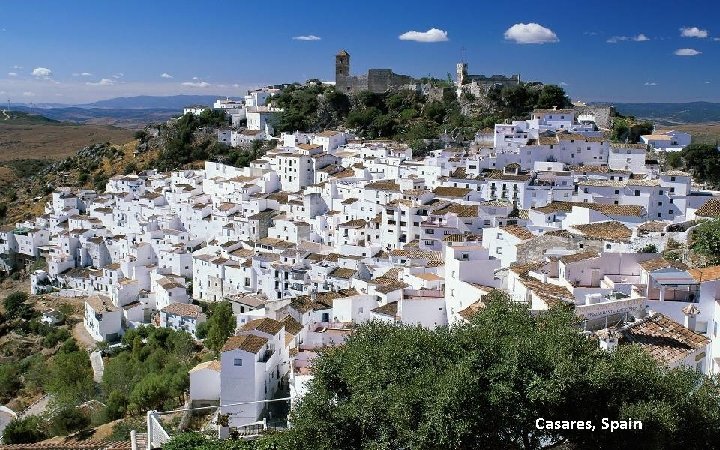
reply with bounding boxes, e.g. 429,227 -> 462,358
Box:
682,304 -> 700,331
597,328 -> 620,352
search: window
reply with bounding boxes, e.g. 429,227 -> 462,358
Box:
606,244 -> 611,249
496,247 -> 503,254
671,176 -> 676,181
634,190 -> 640,196
234,358 -> 243,366
614,190 -> 619,195
426,229 -> 434,234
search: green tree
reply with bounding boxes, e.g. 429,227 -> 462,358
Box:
535,84 -> 571,110
205,301 -> 235,354
2,416 -> 48,444
45,348 -> 95,405
0,362 -> 21,401
49,406 -> 90,436
285,293 -> 720,449
682,144 -> 720,185
3,291 -> 32,320
665,151 -> 683,169
692,218 -> 720,265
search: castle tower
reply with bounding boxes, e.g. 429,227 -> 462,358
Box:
336,50 -> 350,91
456,62 -> 467,87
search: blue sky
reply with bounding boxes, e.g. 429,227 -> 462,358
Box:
0,0 -> 718,103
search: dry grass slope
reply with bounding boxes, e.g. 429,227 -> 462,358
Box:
0,115 -> 134,161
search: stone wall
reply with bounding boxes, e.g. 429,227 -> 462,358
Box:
574,105 -> 615,129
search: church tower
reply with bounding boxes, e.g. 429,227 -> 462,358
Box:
456,62 -> 468,87
336,50 -> 350,91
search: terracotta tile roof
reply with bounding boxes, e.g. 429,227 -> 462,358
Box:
365,180 -> 400,192
281,315 -> 303,335
161,302 -> 202,318
619,313 -> 709,365
389,248 -> 443,262
519,275 -> 574,307
695,198 -> 720,218
338,219 -> 367,228
291,289 -> 358,313
432,202 -> 479,218
486,171 -> 532,181
572,221 -> 632,242
190,359 -> 221,373
329,267 -> 357,279
501,225 -> 534,240
432,186 -> 472,198
661,170 -> 690,177
371,278 -> 409,294
241,317 -> 284,335
509,261 -> 546,277
639,258 -> 688,272
371,301 -> 398,317
577,179 -> 626,188
221,334 -> 268,354
534,201 -> 644,217
637,221 -> 667,233
559,251 -> 600,264
626,178 -> 660,187
458,298 -> 487,321
688,266 -> 720,282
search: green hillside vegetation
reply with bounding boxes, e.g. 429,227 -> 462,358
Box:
0,111 -> 62,125
271,81 -> 571,152
164,292 -> 720,450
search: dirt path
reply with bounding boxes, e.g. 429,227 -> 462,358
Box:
73,321 -> 97,350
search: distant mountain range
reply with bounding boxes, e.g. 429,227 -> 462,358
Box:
7,96 -> 720,128
80,95 -> 231,109
594,101 -> 720,124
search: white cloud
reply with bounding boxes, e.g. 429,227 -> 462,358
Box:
161,73 -> 173,79
181,81 -> 210,88
72,72 -> 93,77
7,72 -> 17,77
292,35 -> 321,41
644,82 -> 658,86
22,91 -> 35,97
399,28 -> 449,43
607,34 -> 649,43
680,27 -> 708,38
504,23 -> 558,44
31,67 -> 52,79
11,65 -> 22,70
706,81 -> 712,84
607,36 -> 627,43
112,73 -> 124,79
86,78 -> 116,86
560,81 -> 569,86
714,37 -> 720,41
674,48 -> 701,56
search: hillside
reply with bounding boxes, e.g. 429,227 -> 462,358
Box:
81,94 -> 227,109
0,111 -> 134,161
605,102 -> 720,124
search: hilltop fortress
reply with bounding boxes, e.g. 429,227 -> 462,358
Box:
334,49 -> 520,96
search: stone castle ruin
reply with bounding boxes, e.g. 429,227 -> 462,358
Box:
335,50 -> 415,94
455,62 -> 520,98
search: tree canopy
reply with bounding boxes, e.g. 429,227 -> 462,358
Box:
272,82 -> 572,147
282,293 -> 720,449
691,218 -> 720,265
204,301 -> 236,354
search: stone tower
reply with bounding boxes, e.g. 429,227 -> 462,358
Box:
456,62 -> 468,87
336,50 -> 350,91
